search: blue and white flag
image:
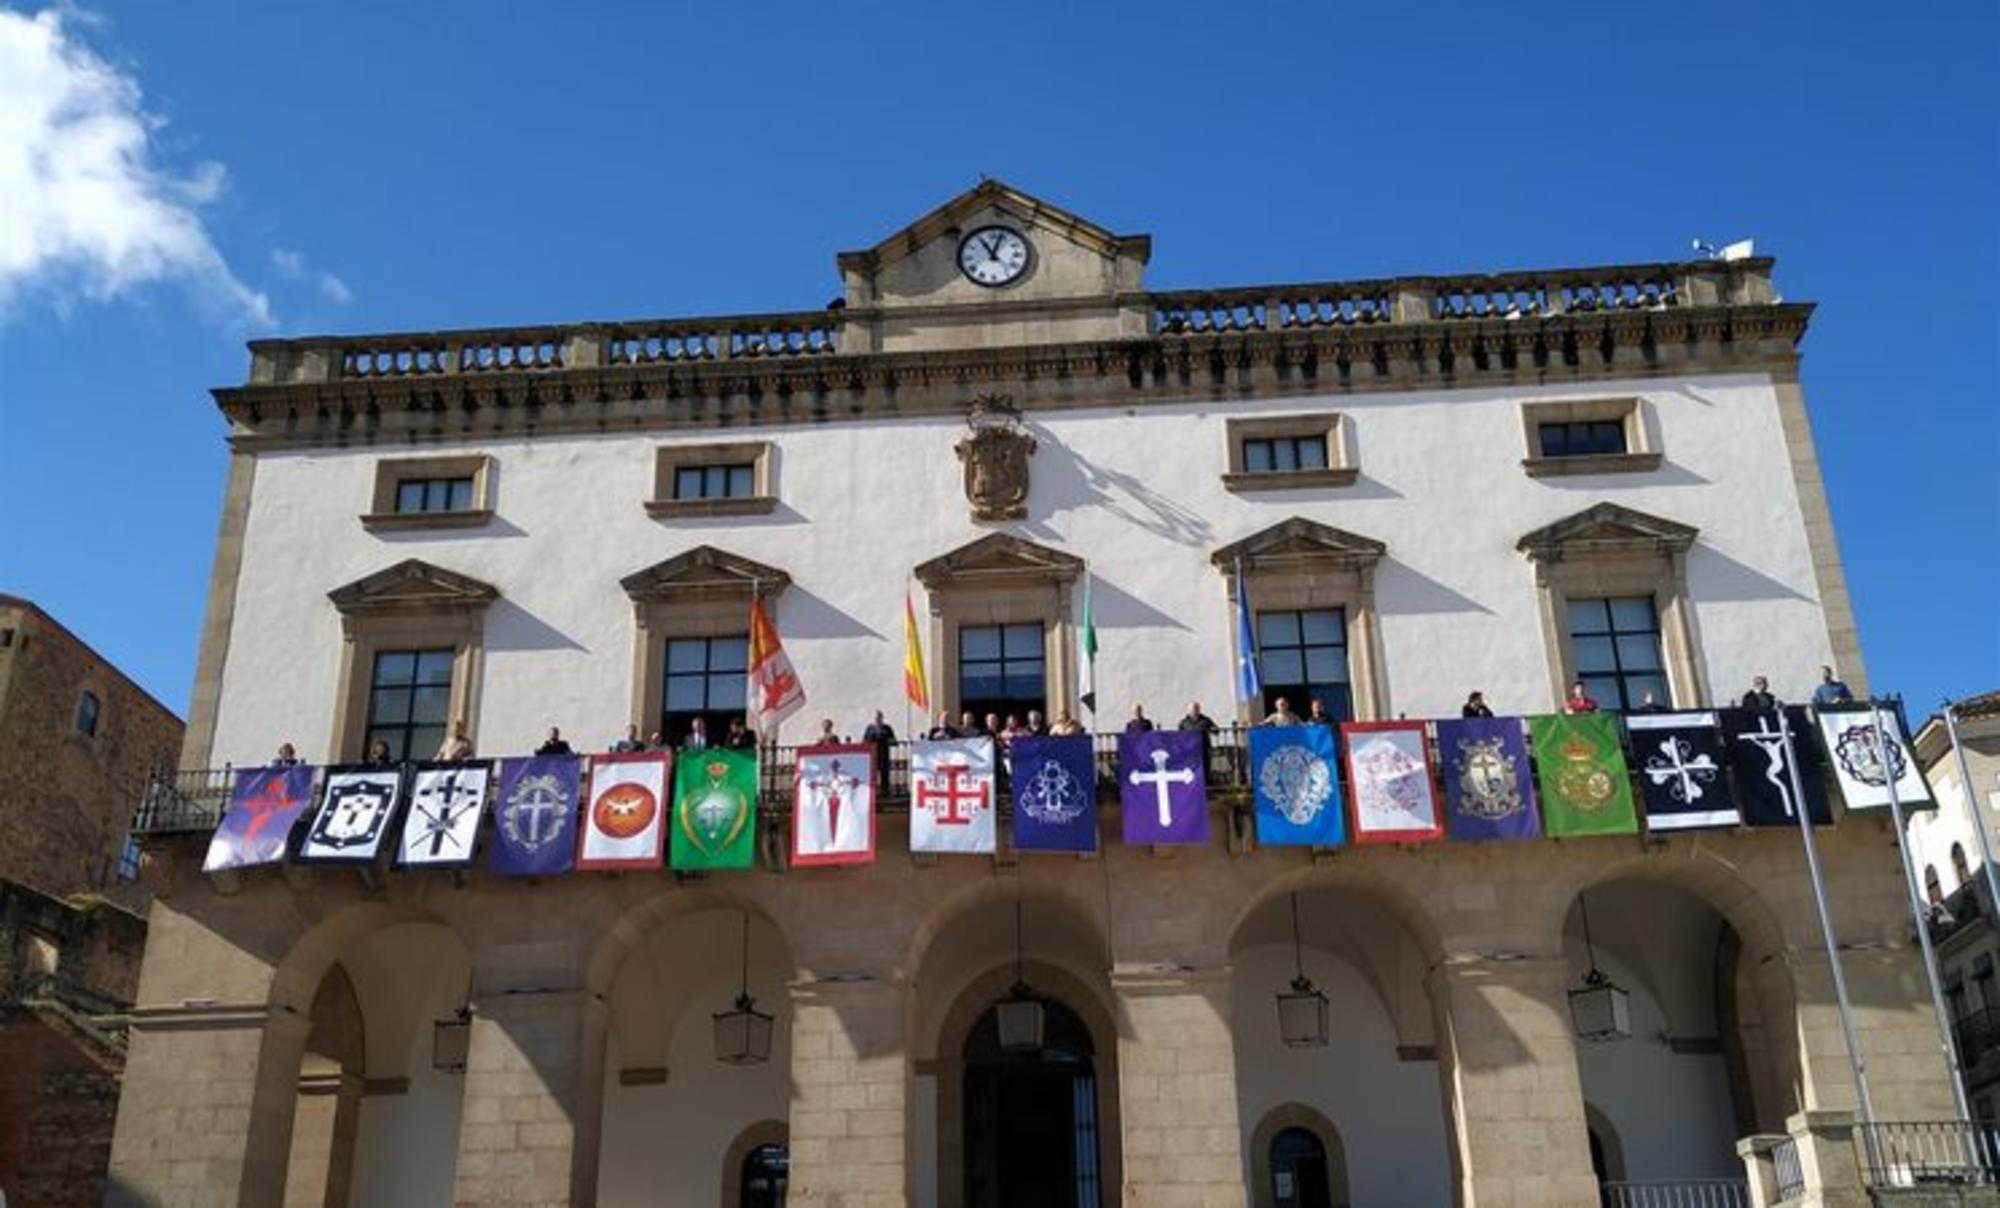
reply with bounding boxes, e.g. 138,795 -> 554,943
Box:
1234,571 -> 1262,703
297,766 -> 404,863
1251,724 -> 1343,846
488,755 -> 581,876
1009,735 -> 1099,853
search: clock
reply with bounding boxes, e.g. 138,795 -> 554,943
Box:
957,225 -> 1030,287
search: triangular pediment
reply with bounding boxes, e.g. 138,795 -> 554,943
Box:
838,179 -> 1148,272
914,533 -> 1085,590
621,546 -> 791,601
1210,517 -> 1387,573
328,559 -> 499,614
1517,503 -> 1698,562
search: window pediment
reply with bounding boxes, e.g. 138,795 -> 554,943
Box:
620,545 -> 790,603
1516,503 -> 1697,563
914,533 -> 1084,591
1209,517 -> 1386,575
327,559 -> 499,616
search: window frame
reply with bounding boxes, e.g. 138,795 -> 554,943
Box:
362,647 -> 457,762
327,560 -> 496,761
1519,397 -> 1662,477
1255,607 -> 1353,721
1222,415 -> 1357,494
649,442 -> 777,518
662,633 -> 751,743
1564,595 -> 1668,714
73,689 -> 102,739
363,454 -> 495,532
956,620 -> 1049,720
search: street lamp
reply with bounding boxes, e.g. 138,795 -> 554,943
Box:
713,911 -> 774,1066
1275,892 -> 1329,1048
996,893 -> 1045,1053
431,1006 -> 471,1074
1568,893 -> 1631,1042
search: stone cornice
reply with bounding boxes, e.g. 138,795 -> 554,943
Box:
216,303 -> 1812,453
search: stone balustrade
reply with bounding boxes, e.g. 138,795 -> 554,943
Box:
242,257 -> 1777,387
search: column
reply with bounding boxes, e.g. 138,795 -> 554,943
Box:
106,1004 -> 309,1207
786,979 -> 906,1208
1428,957 -> 1600,1207
283,1062 -> 361,1208
1785,946 -> 1957,1120
1112,967 -> 1248,1208
451,989 -> 608,1208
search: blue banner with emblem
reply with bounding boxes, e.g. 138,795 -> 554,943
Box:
1009,735 -> 1099,853
1251,724 -> 1344,846
1436,717 -> 1541,841
488,755 -> 581,876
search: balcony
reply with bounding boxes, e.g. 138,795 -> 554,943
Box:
1955,1007 -> 2000,1069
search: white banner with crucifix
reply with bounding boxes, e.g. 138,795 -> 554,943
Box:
1815,706 -> 1934,812
1627,712 -> 1738,830
397,762 -> 492,868
910,738 -> 995,854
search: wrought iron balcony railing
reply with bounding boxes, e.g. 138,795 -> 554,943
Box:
1599,1179 -> 1750,1208
1857,1120 -> 2000,1188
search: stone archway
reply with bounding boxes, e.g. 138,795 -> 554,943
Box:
1248,1103 -> 1349,1208
720,1120 -> 790,1208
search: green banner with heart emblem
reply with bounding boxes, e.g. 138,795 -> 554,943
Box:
670,748 -> 758,870
1528,713 -> 1638,838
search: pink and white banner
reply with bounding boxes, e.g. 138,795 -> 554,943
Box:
792,744 -> 876,867
1341,721 -> 1444,843
910,738 -> 995,854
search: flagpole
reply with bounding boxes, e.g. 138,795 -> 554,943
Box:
1945,698 -> 2000,960
1871,698 -> 1972,1121
1776,703 -> 1877,1128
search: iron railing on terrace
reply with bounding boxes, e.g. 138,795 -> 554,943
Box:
1772,1136 -> 1806,1202
1599,1180 -> 1750,1208
1857,1120 -> 2000,1188
243,257 -> 1776,387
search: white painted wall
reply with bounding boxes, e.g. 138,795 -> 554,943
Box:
209,373 -> 1836,766
1230,942 -> 1452,1208
1909,736 -> 2000,895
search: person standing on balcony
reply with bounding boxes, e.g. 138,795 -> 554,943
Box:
1741,676 -> 1777,711
1461,691 -> 1494,718
683,718 -> 711,751
724,717 -> 757,750
610,725 -> 644,754
815,718 -> 839,745
535,727 -> 572,756
435,720 -> 474,761
926,710 -> 957,740
1307,698 -> 1333,727
1562,682 -> 1598,714
365,738 -> 395,766
998,714 -> 1030,754
1124,704 -> 1156,733
1025,709 -> 1049,737
1262,697 -> 1301,726
1049,710 -> 1084,737
862,710 -> 896,794
1813,666 -> 1855,708
1178,701 -> 1219,782
273,742 -> 301,766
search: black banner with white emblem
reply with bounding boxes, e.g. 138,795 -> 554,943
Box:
297,765 -> 406,863
1719,707 -> 1831,827
1628,711 -> 1738,831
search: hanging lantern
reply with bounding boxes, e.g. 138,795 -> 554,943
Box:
713,911 -> 774,1066
998,894 -> 1045,1053
1569,893 -> 1631,1042
1274,891 -> 1330,1048
431,1007 -> 471,1073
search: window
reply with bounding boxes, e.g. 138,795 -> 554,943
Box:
394,476 -> 475,514
1927,865 -> 1944,905
1955,843 -> 1974,888
958,623 -> 1046,721
1519,398 -> 1659,477
650,442 -> 776,517
1244,436 -> 1330,474
74,690 -> 100,737
364,648 -> 454,762
117,835 -> 142,881
1567,597 -> 1666,713
1222,416 -> 1356,493
674,464 -> 756,501
0,628 -> 12,648
663,635 -> 748,744
739,1143 -> 788,1208
364,455 -> 493,531
1257,608 -> 1351,721
1536,420 -> 1627,458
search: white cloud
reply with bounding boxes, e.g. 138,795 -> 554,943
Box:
318,272 -> 351,305
271,246 -> 352,306
0,7 -> 272,326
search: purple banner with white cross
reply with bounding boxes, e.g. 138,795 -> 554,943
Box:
1118,730 -> 1209,845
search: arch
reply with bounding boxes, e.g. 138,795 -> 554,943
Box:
1248,1103 -> 1349,1208
266,900 -> 465,1016
1584,1102 -> 1627,1184
1225,862 -> 1448,971
1551,849 -> 1792,967
1927,864 -> 1944,906
904,876 -> 1113,1015
1953,843 -> 1972,889
584,886 -> 793,1001
720,1120 -> 789,1208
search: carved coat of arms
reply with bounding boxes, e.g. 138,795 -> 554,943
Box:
955,396 -> 1036,521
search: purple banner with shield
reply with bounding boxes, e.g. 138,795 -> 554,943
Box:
204,764 -> 316,872
1119,730 -> 1208,845
488,755 -> 582,877
1435,717 -> 1541,841
1010,735 -> 1099,853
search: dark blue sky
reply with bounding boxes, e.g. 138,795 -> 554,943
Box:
2,1 -> 1994,714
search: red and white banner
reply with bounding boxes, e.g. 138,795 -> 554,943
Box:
791,744 -> 876,867
578,751 -> 671,870
748,598 -> 805,738
910,738 -> 995,854
1341,721 -> 1444,843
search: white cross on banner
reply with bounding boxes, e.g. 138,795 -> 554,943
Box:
792,744 -> 876,866
910,738 -> 995,854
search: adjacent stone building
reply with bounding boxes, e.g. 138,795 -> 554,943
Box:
111,182 -> 1957,1207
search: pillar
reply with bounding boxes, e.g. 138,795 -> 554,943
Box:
106,1004 -> 310,1207
451,989 -> 608,1207
284,1063 -> 361,1208
786,979 -> 905,1208
1785,947 -> 1957,1120
1428,957 -> 1599,1207
1112,967 -> 1248,1208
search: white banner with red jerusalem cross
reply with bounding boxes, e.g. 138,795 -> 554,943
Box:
910,738 -> 996,854
1341,720 -> 1445,843
748,597 -> 805,739
792,743 -> 876,867
578,751 -> 671,871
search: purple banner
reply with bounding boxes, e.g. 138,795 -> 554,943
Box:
488,755 -> 581,877
1119,730 -> 1209,845
1436,718 -> 1541,841
1010,735 -> 1099,853
204,764 -> 316,872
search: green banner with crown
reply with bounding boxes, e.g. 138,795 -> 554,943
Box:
1528,713 -> 1638,838
670,748 -> 758,870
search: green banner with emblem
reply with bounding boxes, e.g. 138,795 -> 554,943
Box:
670,747 -> 758,870
1528,713 -> 1638,838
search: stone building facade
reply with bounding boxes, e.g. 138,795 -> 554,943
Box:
111,182 -> 1954,1207
0,594 -> 184,906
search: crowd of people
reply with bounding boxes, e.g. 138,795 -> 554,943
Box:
277,666 -> 1861,770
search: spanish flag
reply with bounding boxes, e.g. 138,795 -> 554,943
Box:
903,592 -> 930,712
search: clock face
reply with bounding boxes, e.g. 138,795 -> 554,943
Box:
957,225 -> 1030,287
